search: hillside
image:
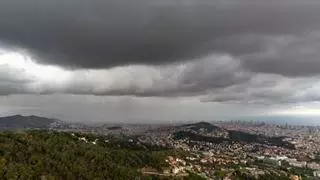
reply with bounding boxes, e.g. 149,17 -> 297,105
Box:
0,115 -> 58,130
174,122 -> 294,149
182,122 -> 220,133
0,130 -> 192,179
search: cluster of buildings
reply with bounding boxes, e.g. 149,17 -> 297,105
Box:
136,122 -> 320,178
57,120 -> 320,178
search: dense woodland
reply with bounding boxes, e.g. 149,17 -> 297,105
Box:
0,130 -> 180,179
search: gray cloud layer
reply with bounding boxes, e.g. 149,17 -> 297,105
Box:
0,54 -> 250,97
2,0 -> 320,105
0,64 -> 33,95
1,0 -> 320,75
242,33 -> 320,76
2,54 -> 320,105
204,75 -> 320,104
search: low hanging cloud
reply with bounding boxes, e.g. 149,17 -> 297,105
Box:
3,52 -> 320,105
1,0 -> 320,72
0,53 -> 250,97
63,55 -> 250,97
0,64 -> 34,95
204,75 -> 320,104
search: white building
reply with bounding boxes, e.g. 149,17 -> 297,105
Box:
313,171 -> 320,177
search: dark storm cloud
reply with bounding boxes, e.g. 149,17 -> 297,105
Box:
1,0 -> 320,69
203,75 -> 320,104
242,33 -> 320,76
2,0 -> 320,105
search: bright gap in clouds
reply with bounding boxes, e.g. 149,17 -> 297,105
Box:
273,105 -> 320,116
0,51 -> 71,83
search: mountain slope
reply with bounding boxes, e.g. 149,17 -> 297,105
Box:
0,115 -> 58,130
174,122 -> 294,149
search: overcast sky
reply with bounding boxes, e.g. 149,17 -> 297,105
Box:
1,0 -> 320,123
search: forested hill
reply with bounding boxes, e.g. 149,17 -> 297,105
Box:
0,115 -> 59,130
0,130 -> 198,180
